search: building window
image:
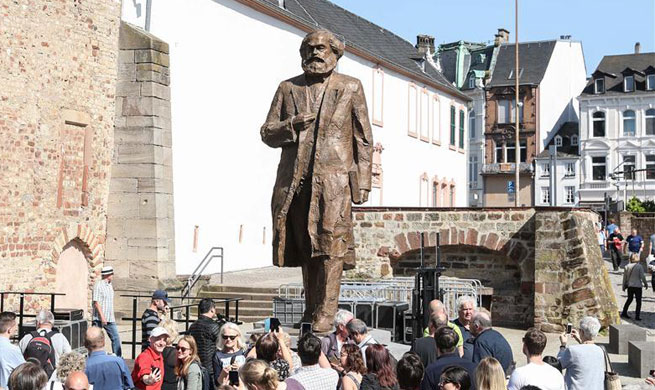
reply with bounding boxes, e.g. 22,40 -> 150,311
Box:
459,110 -> 465,148
594,78 -> 605,94
571,135 -> 578,146
420,89 -> 429,140
469,110 -> 475,139
408,84 -> 417,136
541,163 -> 550,177
468,77 -> 476,89
431,97 -> 440,143
555,135 -> 562,147
541,187 -> 550,204
623,110 -> 636,136
495,142 -> 503,163
646,109 -> 655,136
565,162 -> 575,177
592,111 -> 605,137
419,173 -> 429,206
449,184 -> 455,207
623,154 -> 635,180
497,99 -> 523,124
506,141 -> 527,163
624,75 -> 635,92
372,68 -> 384,126
432,181 -> 439,206
565,186 -> 575,204
592,156 -> 606,181
450,106 -> 456,146
646,155 -> 655,180
647,74 -> 655,91
469,155 -> 479,187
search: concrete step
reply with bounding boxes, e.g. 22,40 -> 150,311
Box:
201,285 -> 279,294
198,291 -> 276,301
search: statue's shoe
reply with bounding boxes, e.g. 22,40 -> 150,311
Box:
312,315 -> 333,333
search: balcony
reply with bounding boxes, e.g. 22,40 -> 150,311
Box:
580,182 -> 610,190
481,162 -> 533,175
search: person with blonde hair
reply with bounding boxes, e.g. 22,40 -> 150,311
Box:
213,323 -> 247,385
239,359 -> 285,390
175,335 -> 202,390
160,319 -> 180,390
48,351 -> 87,390
475,357 -> 506,390
621,252 -> 648,320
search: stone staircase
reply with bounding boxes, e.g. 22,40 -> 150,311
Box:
197,285 -> 277,324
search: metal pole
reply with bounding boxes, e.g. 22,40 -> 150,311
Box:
18,294 -> 24,337
50,294 -> 56,314
514,0 -> 520,206
131,297 -> 137,358
553,145 -> 558,206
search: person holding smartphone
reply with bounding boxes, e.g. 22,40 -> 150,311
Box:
132,327 -> 169,390
175,335 -> 203,390
213,323 -> 247,386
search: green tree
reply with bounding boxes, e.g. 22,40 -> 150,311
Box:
642,200 -> 655,212
627,196 -> 645,212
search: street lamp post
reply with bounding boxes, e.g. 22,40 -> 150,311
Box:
514,0 -> 520,207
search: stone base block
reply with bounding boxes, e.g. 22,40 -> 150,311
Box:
609,324 -> 647,354
628,340 -> 655,378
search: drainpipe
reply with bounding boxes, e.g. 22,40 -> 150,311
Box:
145,0 -> 152,31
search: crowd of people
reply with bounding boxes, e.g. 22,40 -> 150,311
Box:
5,292 -> 654,390
598,220 -> 655,321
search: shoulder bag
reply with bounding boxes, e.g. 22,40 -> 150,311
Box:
601,345 -> 621,390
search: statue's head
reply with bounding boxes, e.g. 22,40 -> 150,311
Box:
299,30 -> 344,76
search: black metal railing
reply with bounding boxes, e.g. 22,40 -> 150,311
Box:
120,293 -> 241,358
0,291 -> 65,338
182,247 -> 224,300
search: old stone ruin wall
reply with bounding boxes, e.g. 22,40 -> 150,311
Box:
0,0 -> 122,314
351,208 -> 619,331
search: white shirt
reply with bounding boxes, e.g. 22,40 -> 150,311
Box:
508,362 -> 565,390
357,335 -> 378,367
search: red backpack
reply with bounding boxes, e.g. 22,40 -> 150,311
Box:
23,330 -> 57,378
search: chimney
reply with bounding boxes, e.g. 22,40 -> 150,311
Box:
416,34 -> 435,57
277,0 -> 285,8
635,42 -> 641,54
494,28 -> 510,46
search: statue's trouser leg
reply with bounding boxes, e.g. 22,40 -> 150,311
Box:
311,255 -> 344,332
301,261 -> 318,322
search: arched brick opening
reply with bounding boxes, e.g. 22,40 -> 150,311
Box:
46,224 -> 105,317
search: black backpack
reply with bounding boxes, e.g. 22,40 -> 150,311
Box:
24,330 -> 57,378
186,361 -> 211,390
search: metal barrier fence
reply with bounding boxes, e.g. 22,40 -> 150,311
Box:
277,276 -> 484,320
0,291 -> 64,340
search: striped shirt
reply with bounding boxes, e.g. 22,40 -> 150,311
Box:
92,279 -> 116,323
141,309 -> 160,349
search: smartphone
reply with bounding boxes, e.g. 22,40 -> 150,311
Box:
229,370 -> 239,386
566,323 -> 572,334
300,322 -> 312,338
270,317 -> 281,333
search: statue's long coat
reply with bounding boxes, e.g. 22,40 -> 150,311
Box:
261,72 -> 373,269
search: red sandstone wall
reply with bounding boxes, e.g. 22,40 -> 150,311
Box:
0,1 -> 122,312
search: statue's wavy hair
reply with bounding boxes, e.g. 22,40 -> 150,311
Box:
299,30 -> 345,59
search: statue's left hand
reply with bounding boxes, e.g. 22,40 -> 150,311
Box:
354,189 -> 369,205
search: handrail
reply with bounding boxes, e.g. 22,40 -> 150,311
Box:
182,247 -> 224,300
0,291 -> 65,339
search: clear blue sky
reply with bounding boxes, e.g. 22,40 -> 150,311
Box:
329,0 -> 655,75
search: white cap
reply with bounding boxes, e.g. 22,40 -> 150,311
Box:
150,326 -> 169,339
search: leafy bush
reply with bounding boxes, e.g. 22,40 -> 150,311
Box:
627,197 -> 646,212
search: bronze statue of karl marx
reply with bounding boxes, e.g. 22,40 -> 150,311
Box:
261,30 -> 373,332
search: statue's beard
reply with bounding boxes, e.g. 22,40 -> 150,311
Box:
302,56 -> 337,76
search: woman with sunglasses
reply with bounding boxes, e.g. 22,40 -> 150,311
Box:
340,344 -> 366,390
439,366 -> 471,390
176,335 -> 203,390
361,345 -> 398,390
213,323 -> 248,386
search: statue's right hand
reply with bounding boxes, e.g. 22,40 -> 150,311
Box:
292,113 -> 317,130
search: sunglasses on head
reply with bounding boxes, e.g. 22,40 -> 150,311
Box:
176,346 -> 190,352
222,335 -> 237,340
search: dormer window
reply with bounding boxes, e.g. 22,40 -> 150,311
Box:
468,77 -> 475,89
594,78 -> 605,94
647,74 -> 655,91
571,135 -> 578,146
555,135 -> 562,147
624,75 -> 635,92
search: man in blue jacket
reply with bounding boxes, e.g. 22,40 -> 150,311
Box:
421,326 -> 477,390
471,309 -> 514,375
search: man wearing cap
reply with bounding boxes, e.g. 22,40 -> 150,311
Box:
141,290 -> 170,350
92,266 -> 122,356
132,326 -> 168,390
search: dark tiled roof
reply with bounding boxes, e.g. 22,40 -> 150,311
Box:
487,41 -> 557,87
258,0 -> 466,99
581,52 -> 655,96
462,46 -> 495,90
536,121 -> 579,158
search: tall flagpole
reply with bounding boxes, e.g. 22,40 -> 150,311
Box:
514,0 -> 520,207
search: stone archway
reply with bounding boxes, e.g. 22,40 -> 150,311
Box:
46,224 -> 105,317
55,239 -> 91,311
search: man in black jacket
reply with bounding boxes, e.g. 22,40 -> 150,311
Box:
421,327 -> 477,390
188,299 -> 221,375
